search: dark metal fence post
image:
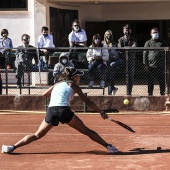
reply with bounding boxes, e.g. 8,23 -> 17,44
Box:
166,50 -> 170,95
5,52 -> 8,95
125,50 -> 129,95
28,72 -> 31,95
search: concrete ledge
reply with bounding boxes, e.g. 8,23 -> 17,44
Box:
0,95 -> 169,112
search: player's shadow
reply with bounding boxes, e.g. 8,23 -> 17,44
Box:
9,148 -> 170,155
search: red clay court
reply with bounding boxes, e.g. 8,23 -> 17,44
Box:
0,112 -> 170,170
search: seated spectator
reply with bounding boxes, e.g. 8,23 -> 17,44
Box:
86,34 -> 109,88
0,29 -> 13,69
53,52 -> 74,83
68,19 -> 87,68
15,34 -> 38,88
37,26 -> 55,69
102,30 -> 120,95
0,73 -> 2,95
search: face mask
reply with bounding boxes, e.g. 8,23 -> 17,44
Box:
74,27 -> 79,32
124,31 -> 130,36
152,33 -> 159,40
61,59 -> 68,64
106,35 -> 111,40
3,34 -> 7,38
94,39 -> 100,44
43,34 -> 48,37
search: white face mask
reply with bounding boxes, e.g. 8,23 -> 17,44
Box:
74,27 -> 79,32
61,59 -> 68,64
94,39 -> 100,44
152,33 -> 159,40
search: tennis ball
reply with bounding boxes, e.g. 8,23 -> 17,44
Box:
124,99 -> 129,105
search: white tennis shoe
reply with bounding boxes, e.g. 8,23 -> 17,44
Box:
2,145 -> 15,153
107,144 -> 118,153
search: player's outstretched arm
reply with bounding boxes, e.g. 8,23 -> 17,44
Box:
72,84 -> 108,119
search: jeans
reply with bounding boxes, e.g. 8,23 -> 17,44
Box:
88,61 -> 107,81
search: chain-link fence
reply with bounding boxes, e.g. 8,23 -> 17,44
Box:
0,47 -> 169,96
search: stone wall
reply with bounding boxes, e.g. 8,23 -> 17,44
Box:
0,95 -> 168,112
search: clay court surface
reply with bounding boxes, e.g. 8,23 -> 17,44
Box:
0,112 -> 170,170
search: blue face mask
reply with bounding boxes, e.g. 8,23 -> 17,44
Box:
152,33 -> 159,40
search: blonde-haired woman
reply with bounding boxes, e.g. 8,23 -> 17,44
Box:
103,30 -> 120,95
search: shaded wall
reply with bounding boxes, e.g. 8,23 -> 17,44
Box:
0,95 -> 168,112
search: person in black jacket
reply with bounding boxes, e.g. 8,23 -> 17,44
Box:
143,27 -> 168,96
118,24 -> 137,95
15,34 -> 38,88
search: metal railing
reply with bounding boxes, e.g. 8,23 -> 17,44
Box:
0,47 -> 169,96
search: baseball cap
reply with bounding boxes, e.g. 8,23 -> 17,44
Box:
70,69 -> 84,78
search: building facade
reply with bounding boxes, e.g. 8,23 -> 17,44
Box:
0,0 -> 170,47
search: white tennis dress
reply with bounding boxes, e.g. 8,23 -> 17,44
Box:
48,82 -> 75,107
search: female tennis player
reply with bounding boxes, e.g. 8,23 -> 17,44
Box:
2,67 -> 118,154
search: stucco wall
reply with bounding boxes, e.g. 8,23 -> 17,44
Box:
79,2 -> 170,28
48,2 -> 170,34
1,1 -> 170,47
0,0 -> 35,47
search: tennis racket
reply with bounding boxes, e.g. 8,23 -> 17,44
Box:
108,117 -> 135,133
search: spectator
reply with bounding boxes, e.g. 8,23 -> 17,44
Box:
68,19 -> 87,68
143,27 -> 168,96
53,52 -> 74,83
0,73 -> 2,95
0,29 -> 13,69
15,34 -> 38,88
102,30 -> 120,95
118,24 -> 137,95
86,34 -> 109,88
37,26 -> 55,69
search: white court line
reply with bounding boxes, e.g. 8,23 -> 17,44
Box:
0,125 -> 170,127
0,133 -> 170,136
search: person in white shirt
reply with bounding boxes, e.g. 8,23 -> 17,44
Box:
86,34 -> 109,88
0,29 -> 13,69
68,19 -> 87,47
37,26 -> 55,69
68,19 -> 87,68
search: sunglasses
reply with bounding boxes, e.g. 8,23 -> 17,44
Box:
22,38 -> 30,41
73,25 -> 79,27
